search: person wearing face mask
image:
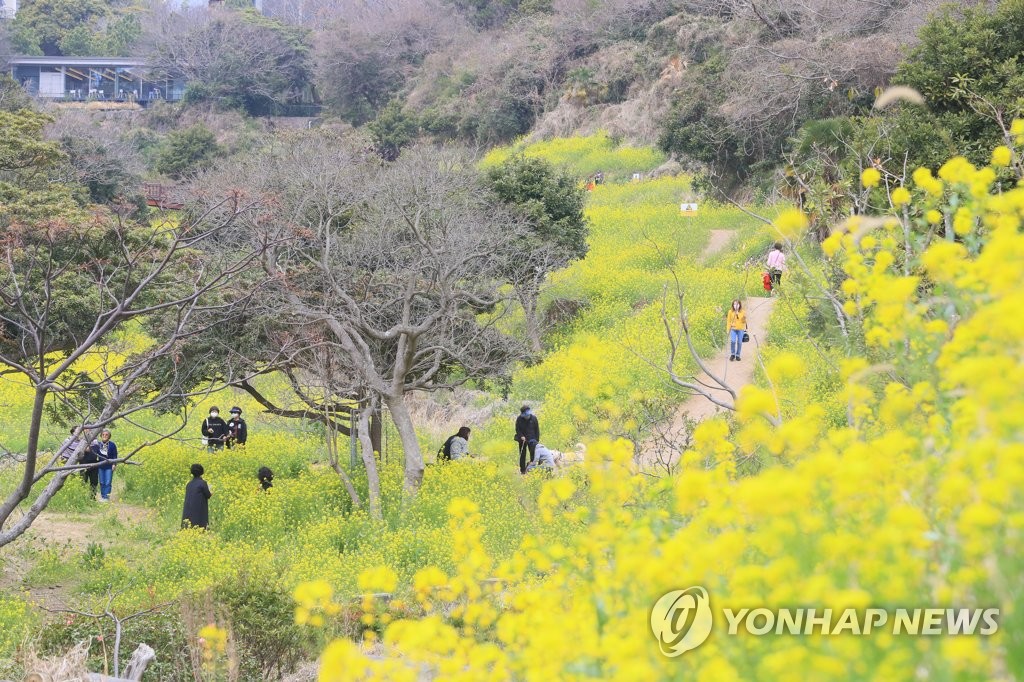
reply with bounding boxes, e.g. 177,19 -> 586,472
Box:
515,405 -> 540,474
202,407 -> 229,452
225,406 -> 247,448
727,299 -> 748,362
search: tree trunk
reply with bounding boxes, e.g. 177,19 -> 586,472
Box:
384,394 -> 424,492
518,288 -> 543,355
325,418 -> 362,512
369,407 -> 383,456
358,401 -> 383,521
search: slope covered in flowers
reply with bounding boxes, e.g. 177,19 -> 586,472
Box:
303,143 -> 1024,679
2,134 -> 774,676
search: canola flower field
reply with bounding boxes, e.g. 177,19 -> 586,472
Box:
2,132 -> 1023,681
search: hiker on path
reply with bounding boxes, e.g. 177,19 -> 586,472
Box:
202,407 -> 228,452
515,406 -> 540,474
226,406 -> 248,448
58,426 -> 86,463
67,427 -> 99,497
727,299 -> 748,362
767,243 -> 786,294
91,429 -> 118,502
182,463 -> 212,529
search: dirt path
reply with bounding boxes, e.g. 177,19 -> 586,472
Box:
638,230 -> 776,468
0,501 -> 159,610
702,229 -> 735,261
669,296 -> 776,423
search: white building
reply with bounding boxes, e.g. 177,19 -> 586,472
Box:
0,0 -> 18,19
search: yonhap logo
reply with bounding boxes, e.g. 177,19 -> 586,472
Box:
650,586 -> 1000,658
650,586 -> 714,657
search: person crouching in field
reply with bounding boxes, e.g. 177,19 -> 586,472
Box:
438,427 -> 472,462
727,299 -> 748,362
182,463 -> 212,530
258,466 -> 274,491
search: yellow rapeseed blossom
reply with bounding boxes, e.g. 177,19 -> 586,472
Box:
891,186 -> 911,206
991,145 -> 1012,167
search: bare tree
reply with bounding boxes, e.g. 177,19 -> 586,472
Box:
44,110 -> 147,207
0,200 -> 267,548
142,4 -> 312,113
205,134 -> 526,492
42,587 -> 170,680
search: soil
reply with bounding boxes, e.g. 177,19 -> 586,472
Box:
637,230 -> 777,468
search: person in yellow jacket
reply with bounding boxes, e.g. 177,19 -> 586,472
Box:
727,299 -> 747,361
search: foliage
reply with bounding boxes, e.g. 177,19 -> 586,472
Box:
486,154 -> 588,261
147,7 -> 312,116
7,0 -> 108,55
892,0 -> 1024,168
6,0 -> 140,57
0,593 -> 36,661
0,109 -> 80,225
155,124 -> 222,180
368,100 -> 419,161
209,579 -> 314,680
316,28 -> 409,126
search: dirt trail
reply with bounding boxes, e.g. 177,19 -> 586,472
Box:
639,230 -> 776,468
702,229 -> 736,261
0,501 -> 159,610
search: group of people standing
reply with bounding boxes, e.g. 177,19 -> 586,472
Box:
56,403 -> 251,508
201,406 -> 247,452
60,427 -> 118,502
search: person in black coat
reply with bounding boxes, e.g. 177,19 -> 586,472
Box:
515,405 -> 540,474
181,463 -> 212,530
68,427 -> 99,497
226,406 -> 247,448
258,466 -> 273,491
201,407 -> 228,452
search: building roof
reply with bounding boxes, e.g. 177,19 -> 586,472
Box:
7,56 -> 148,68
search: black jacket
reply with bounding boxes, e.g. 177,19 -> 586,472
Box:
182,477 -> 212,529
226,417 -> 247,446
202,416 -> 228,444
515,413 -> 540,442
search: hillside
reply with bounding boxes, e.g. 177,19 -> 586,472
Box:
2,2 -> 1024,680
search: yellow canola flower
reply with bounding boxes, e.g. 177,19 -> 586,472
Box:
773,208 -> 809,239
891,186 -> 911,206
912,167 -> 944,197
358,565 -> 399,594
991,145 -> 1012,167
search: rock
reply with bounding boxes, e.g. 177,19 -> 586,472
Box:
649,159 -> 684,178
